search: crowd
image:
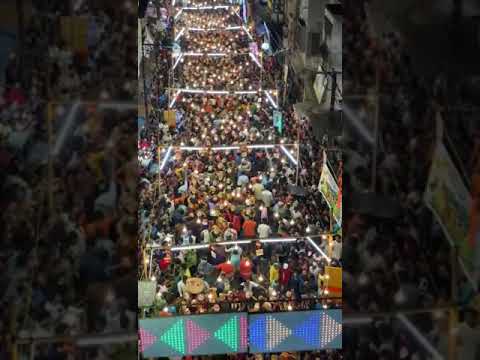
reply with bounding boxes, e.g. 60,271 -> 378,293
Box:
142,146 -> 333,244
158,93 -> 279,146
176,8 -> 242,30
0,0 -> 139,358
176,55 -> 260,91
180,29 -> 250,53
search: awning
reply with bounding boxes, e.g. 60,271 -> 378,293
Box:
293,102 -> 343,140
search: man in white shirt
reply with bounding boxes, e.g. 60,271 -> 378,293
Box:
252,181 -> 264,200
200,228 -> 211,243
177,276 -> 188,298
241,279 -> 261,293
331,235 -> 342,263
257,221 -> 271,238
261,189 -> 273,208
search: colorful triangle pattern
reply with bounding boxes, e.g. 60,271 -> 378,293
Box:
319,312 -> 342,347
160,319 -> 185,354
293,314 -> 320,347
266,316 -> 292,351
249,316 -> 267,352
214,315 -> 239,351
186,319 -> 211,353
240,315 -> 248,351
139,327 -> 158,352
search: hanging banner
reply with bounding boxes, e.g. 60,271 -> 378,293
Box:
424,143 -> 475,284
318,157 -> 341,226
138,281 -> 157,308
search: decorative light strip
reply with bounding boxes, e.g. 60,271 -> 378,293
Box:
249,53 -> 262,68
169,238 -> 298,251
174,28 -> 185,42
260,238 -> 297,243
187,27 -> 242,32
182,52 -> 204,56
242,25 -> 254,41
174,9 -> 183,19
206,90 -> 230,94
172,53 -> 183,70
211,146 -> 239,151
307,237 -> 331,262
178,144 -> 287,151
170,88 -> 276,95
181,5 -> 231,10
264,90 -> 278,109
169,90 -> 182,108
171,244 -> 209,251
280,145 -> 298,165
248,144 -> 275,149
159,146 -> 173,171
181,89 -> 205,93
180,51 -> 251,57
234,91 -> 258,94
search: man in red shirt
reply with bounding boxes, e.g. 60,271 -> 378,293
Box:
242,217 -> 257,238
279,263 -> 292,289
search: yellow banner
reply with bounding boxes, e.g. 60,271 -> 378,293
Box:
325,266 -> 342,297
164,110 -> 176,128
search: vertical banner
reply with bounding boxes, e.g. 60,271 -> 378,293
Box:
325,266 -> 342,297
318,157 -> 342,226
273,110 -> 283,134
424,143 -> 474,284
